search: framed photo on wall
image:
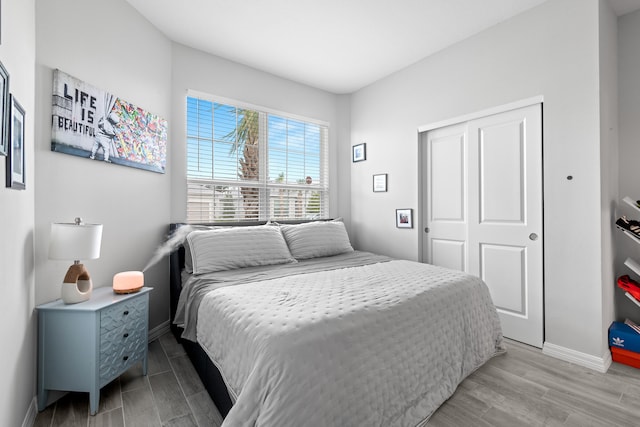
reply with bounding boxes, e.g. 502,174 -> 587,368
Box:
6,95 -> 25,190
373,173 -> 387,192
396,208 -> 413,229
0,60 -> 9,156
352,143 -> 366,162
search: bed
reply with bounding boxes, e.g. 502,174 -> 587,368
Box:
169,220 -> 504,426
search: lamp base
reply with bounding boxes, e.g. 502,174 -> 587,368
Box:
61,263 -> 93,304
61,279 -> 92,304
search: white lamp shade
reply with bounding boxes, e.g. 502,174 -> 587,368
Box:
49,222 -> 103,261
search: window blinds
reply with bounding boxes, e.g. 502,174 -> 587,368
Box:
186,96 -> 329,223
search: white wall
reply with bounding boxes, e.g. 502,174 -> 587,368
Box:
349,0 -> 609,359
169,44 -> 347,225
0,0 -> 36,425
34,0 -> 172,328
617,8 -> 640,321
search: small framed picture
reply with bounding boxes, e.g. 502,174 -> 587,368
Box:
0,60 -> 9,156
352,143 -> 366,162
396,208 -> 413,229
373,173 -> 387,192
6,95 -> 25,190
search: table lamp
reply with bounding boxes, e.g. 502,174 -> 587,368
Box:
49,217 -> 103,304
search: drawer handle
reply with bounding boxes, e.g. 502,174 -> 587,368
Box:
123,333 -> 129,338
123,356 -> 129,361
123,310 -> 129,316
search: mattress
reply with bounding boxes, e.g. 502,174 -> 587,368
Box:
178,251 -> 504,426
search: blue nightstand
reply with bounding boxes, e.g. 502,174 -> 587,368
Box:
37,286 -> 152,415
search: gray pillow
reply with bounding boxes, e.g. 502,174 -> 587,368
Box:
182,225 -> 222,274
280,220 -> 354,260
186,225 -> 296,275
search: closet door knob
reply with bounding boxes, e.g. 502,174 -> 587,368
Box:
529,233 -> 539,241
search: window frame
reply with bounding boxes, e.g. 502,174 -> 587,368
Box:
186,91 -> 330,223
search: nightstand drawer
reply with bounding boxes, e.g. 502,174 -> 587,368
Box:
99,328 -> 147,385
100,307 -> 147,341
100,320 -> 146,354
100,296 -> 146,335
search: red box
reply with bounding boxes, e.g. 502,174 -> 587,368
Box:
611,347 -> 640,369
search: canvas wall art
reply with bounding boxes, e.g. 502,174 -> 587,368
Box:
51,69 -> 167,173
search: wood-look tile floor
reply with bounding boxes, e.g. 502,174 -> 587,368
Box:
34,334 -> 640,427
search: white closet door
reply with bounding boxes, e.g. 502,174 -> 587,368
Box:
423,123 -> 468,273
423,104 -> 543,348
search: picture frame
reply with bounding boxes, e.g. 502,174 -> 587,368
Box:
6,95 -> 25,190
396,208 -> 413,229
0,60 -> 9,156
352,143 -> 366,162
373,173 -> 387,192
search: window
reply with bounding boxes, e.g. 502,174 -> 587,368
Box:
186,95 -> 329,223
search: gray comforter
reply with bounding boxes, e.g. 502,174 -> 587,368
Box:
177,252 -> 504,426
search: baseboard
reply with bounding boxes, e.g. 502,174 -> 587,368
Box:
543,341 -> 612,373
149,319 -> 171,342
22,396 -> 36,427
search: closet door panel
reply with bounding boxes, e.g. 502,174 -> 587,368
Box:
422,123 -> 468,272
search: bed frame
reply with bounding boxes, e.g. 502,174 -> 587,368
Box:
169,223 -> 235,416
168,220 -> 318,417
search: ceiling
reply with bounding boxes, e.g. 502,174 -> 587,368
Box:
125,0 -> 640,94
